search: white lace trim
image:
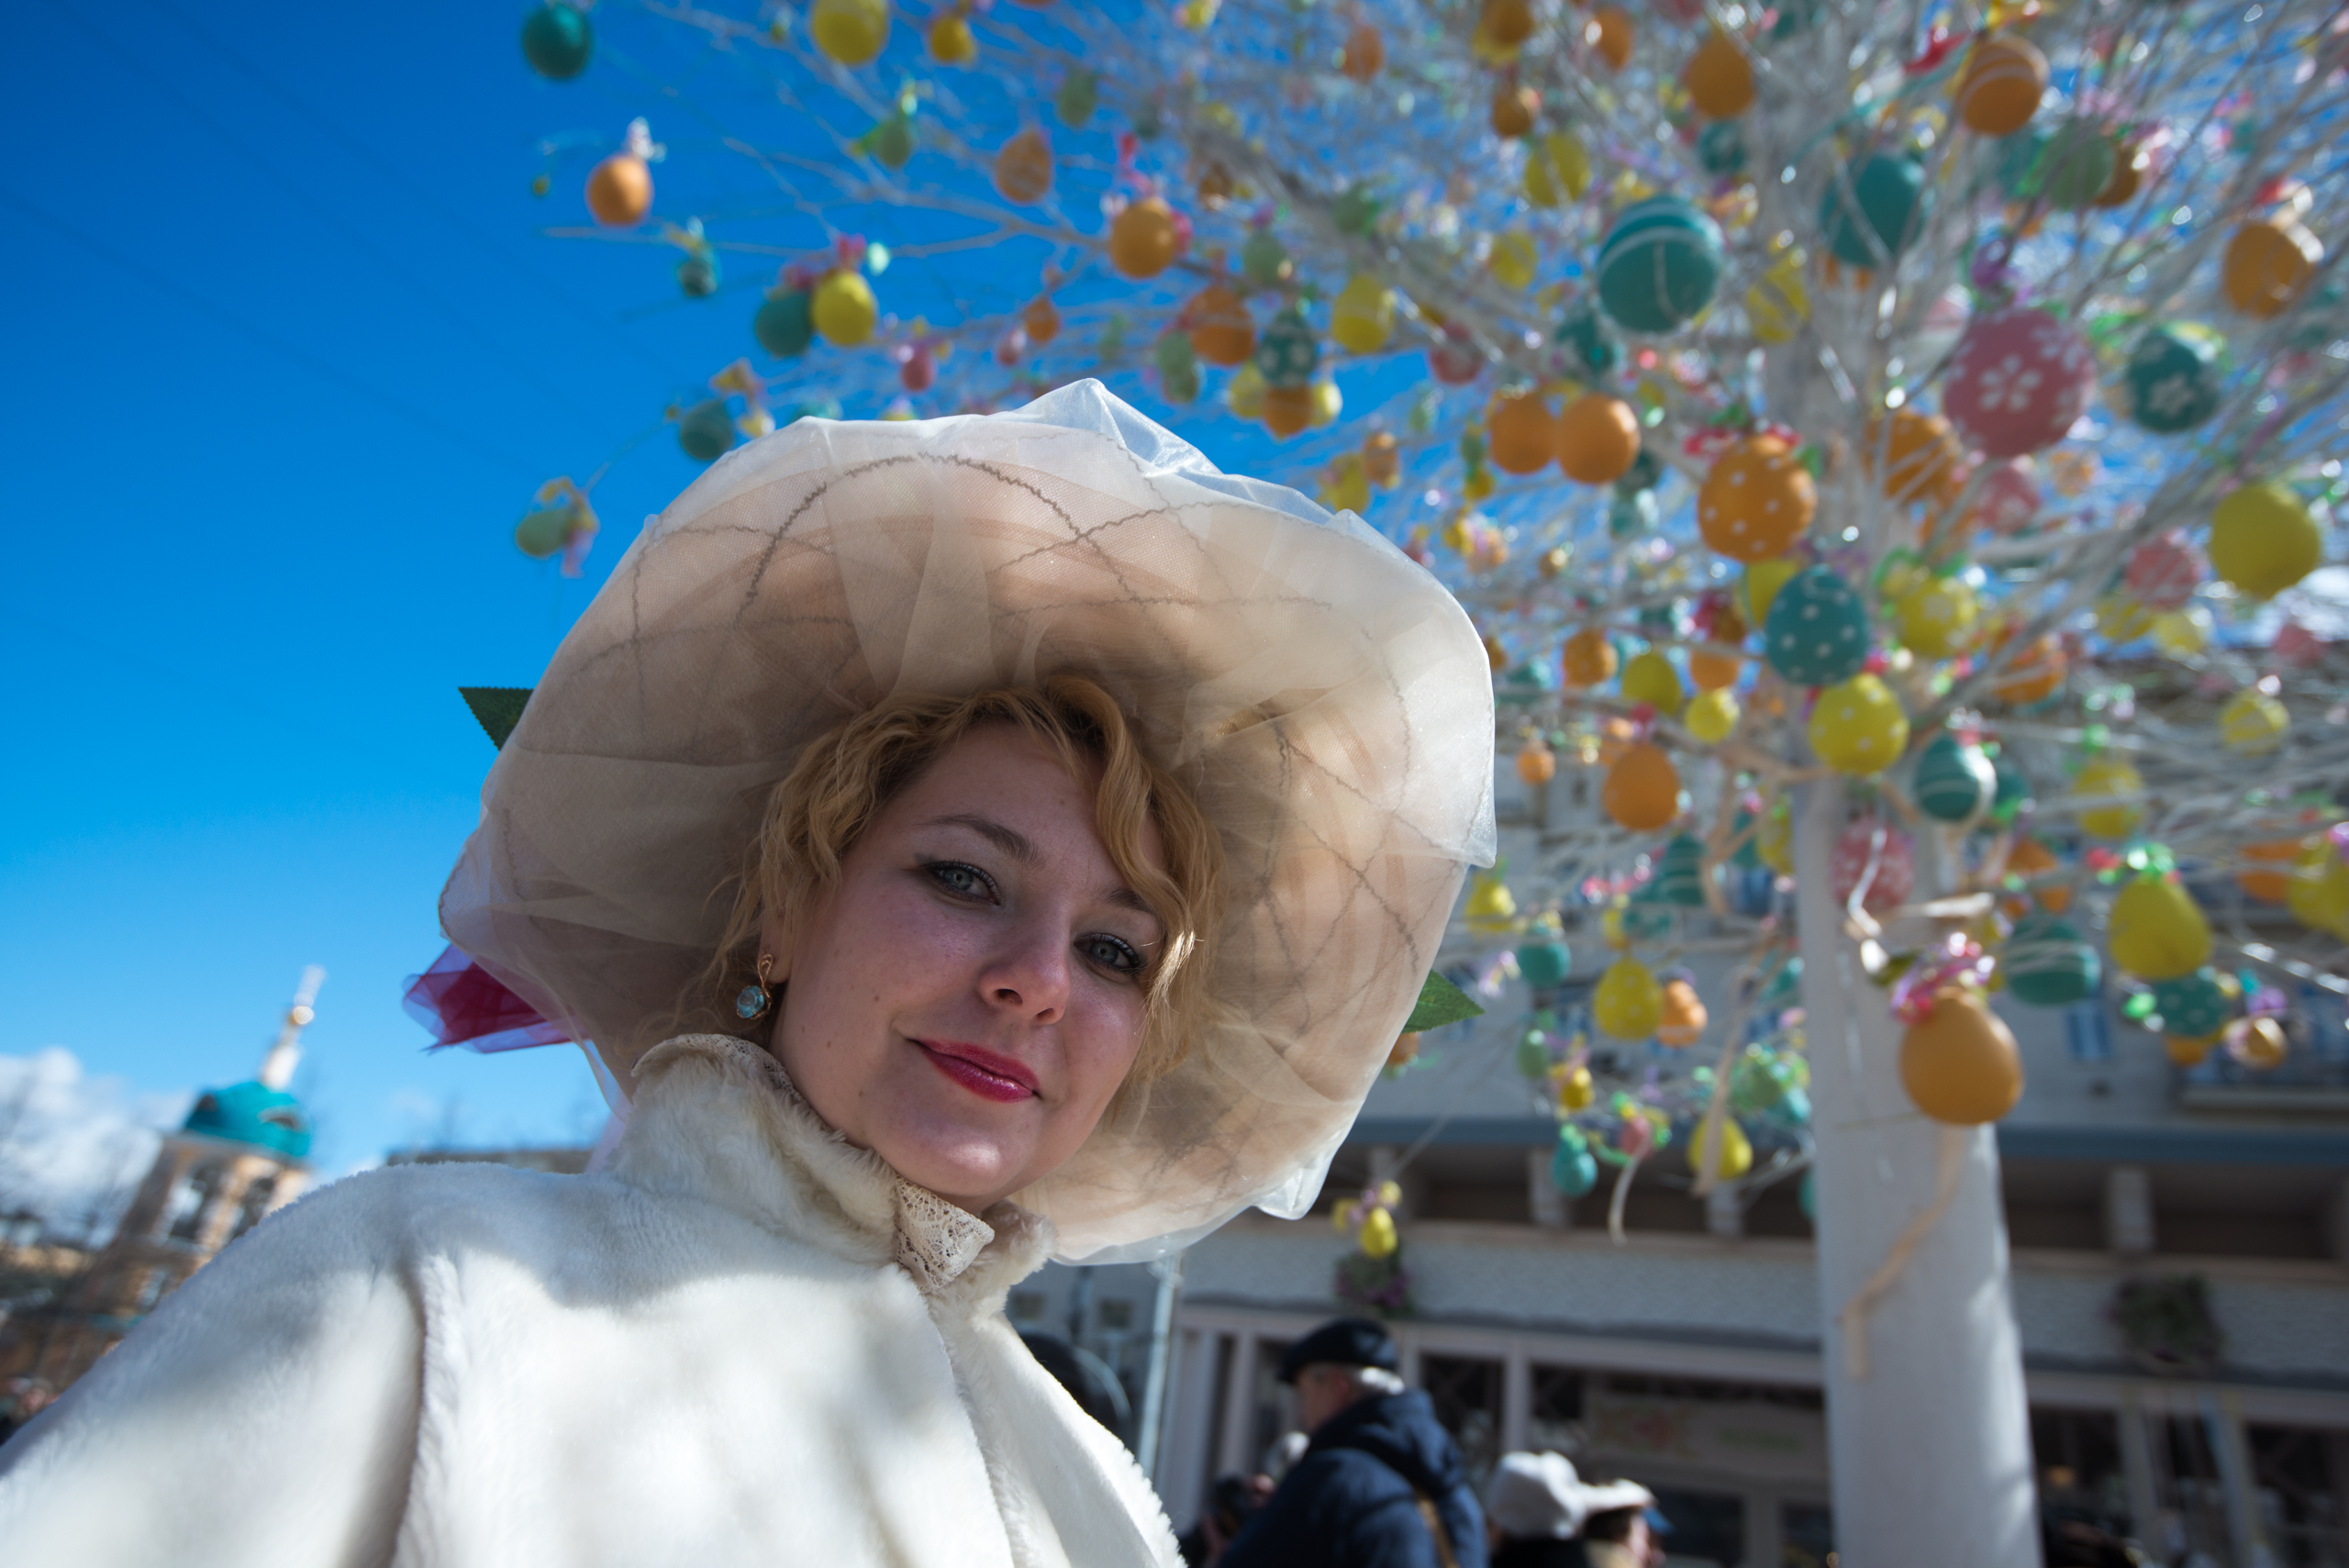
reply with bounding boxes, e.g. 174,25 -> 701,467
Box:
891,1178 -> 998,1292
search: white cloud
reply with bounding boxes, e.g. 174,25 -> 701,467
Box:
0,1050 -> 193,1244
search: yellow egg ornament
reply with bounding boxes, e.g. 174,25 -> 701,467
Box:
810,270 -> 878,346
1227,361 -> 1267,420
2108,874 -> 2212,981
1488,230 -> 1540,291
1755,796 -> 1793,873
1687,1115 -> 1753,1180
1465,872 -> 1520,933
2288,834 -> 2349,939
1357,1205 -> 1399,1258
809,0 -> 890,65
2151,606 -> 2213,659
2209,482 -> 2322,597
1330,274 -> 1395,354
1896,575 -> 1980,658
1740,557 -> 1800,626
1594,957 -> 1665,1040
1686,686 -> 1740,743
1621,650 -> 1686,717
2072,755 -> 2145,839
1808,673 -> 1909,775
1554,1062 -> 1597,1111
2220,687 -> 2289,758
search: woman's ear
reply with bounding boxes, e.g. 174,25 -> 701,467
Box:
756,906 -> 793,985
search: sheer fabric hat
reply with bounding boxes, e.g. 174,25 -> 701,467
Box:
1486,1453 -> 1657,1540
440,381 -> 1495,1262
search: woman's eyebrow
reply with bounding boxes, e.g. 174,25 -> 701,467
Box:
920,813 -> 1034,863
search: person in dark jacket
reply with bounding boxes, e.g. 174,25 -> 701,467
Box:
1218,1318 -> 1487,1568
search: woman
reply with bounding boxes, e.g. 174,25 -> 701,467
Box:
1485,1452 -> 1662,1568
0,383 -> 1493,1567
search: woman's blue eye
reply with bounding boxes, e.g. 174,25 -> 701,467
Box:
1082,935 -> 1144,976
927,862 -> 994,899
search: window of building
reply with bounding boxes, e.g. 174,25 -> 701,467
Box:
2064,1001 -> 2113,1064
132,1267 -> 170,1311
228,1174 -> 278,1241
1247,1339 -> 1292,1475
1097,1298 -> 1134,1333
162,1162 -> 225,1243
1779,1500 -> 1835,1568
1648,1485 -> 1745,1568
2032,1407 -> 2132,1562
2146,1413 -> 2236,1566
1528,1363 -> 1585,1456
2247,1422 -> 2348,1567
1420,1353 -> 1504,1484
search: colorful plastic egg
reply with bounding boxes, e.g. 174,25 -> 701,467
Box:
2237,837 -> 2304,904
2153,969 -> 2232,1040
1945,306 -> 2098,459
2220,687 -> 2289,758
1594,957 -> 1665,1040
1698,435 -> 1816,562
1488,392 -> 1558,475
1491,83 -> 1539,139
1185,284 -> 1253,366
1596,197 -> 1725,335
1698,120 -> 1748,176
1563,628 -> 1619,687
2223,218 -> 2323,317
1525,131 -> 1595,208
1685,29 -> 1754,118
991,128 -> 1053,205
1557,394 -> 1642,484
1687,1115 -> 1751,1177
2037,120 -> 2119,210
1685,687 -> 1740,743
1253,306 -> 1319,387
2123,533 -> 2207,610
2002,837 -> 2069,914
585,152 -> 652,228
1554,307 -> 1619,378
808,0 -> 890,64
1740,557 -> 1799,627
810,270 -> 877,346
1820,153 -> 1928,268
1621,650 -> 1687,716
1261,384 -> 1313,439
1755,795 -> 1793,873
1330,274 -> 1395,355
1765,566 -> 1872,686
2209,482 -> 2321,597
1552,1128 -> 1599,1196
2109,875 -> 2212,981
1830,821 -> 1914,910
1809,673 -> 1909,774
1241,228 -> 1292,289
1657,977 -> 1710,1047
1054,69 -> 1097,128
520,3 -> 594,79
2227,1017 -> 2289,1071
1656,834 -> 1709,906
2123,325 -> 2226,434
1956,34 -> 2046,137
1488,229 -> 1540,291
1967,458 -> 2043,534
753,289 -> 814,358
1688,642 -> 1741,691
676,399 -> 737,463
2288,835 -> 2349,938
1899,990 -> 2024,1124
1897,575 -> 1979,659
2003,912 -> 2100,1006
1341,19 -> 1385,81
1914,731 -> 1996,822
1156,330 -> 1201,403
1604,742 -> 1682,831
1869,408 -> 1965,509
1430,325 -> 1485,384
1588,6 -> 1633,70
2073,755 -> 2145,840
1108,198 -> 1182,279
1990,631 -> 2065,706
927,10 -> 976,62
1518,939 -> 1573,988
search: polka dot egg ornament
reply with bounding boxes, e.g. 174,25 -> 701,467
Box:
1830,821 -> 1914,911
2002,912 -> 2100,1006
1945,307 -> 2098,459
1253,307 -> 1319,387
1896,574 -> 1979,659
1698,434 -> 1816,562
2072,754 -> 2145,840
2122,325 -> 2226,434
1764,566 -> 1872,686
1594,957 -> 1666,1040
1809,673 -> 1909,775
1899,990 -> 2024,1124
2152,969 -> 2232,1040
1820,153 -> 1929,269
1596,197 -> 1726,336
2220,687 -> 2289,758
2209,482 -> 2322,597
1913,730 -> 1996,823
1604,742 -> 1683,831
2108,874 -> 2212,981
2123,533 -> 2206,610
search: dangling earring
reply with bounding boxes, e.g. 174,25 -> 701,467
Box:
734,952 -> 776,1022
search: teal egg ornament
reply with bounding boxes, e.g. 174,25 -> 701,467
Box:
1556,306 -> 1620,377
1820,153 -> 1929,268
677,250 -> 720,299
1764,565 -> 1872,686
2038,120 -> 2118,210
1765,955 -> 1803,1006
1254,306 -> 1319,386
1914,731 -> 1996,823
2003,912 -> 2101,1006
1991,754 -> 2032,822
1798,1169 -> 1817,1221
2122,325 -> 2226,434
1154,329 -> 1201,403
1621,890 -> 1676,942
1596,197 -> 1726,335
1698,121 -> 1748,176
1657,834 -> 1709,906
520,3 -> 594,80
676,399 -> 738,463
1609,490 -> 1658,538
1616,446 -> 1665,495
753,289 -> 815,358
1517,939 -> 1574,989
2152,969 -> 2232,1039
1552,1127 -> 1600,1198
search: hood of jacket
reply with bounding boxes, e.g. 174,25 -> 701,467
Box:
1308,1389 -> 1471,1500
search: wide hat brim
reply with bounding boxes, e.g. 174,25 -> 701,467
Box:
441,381 -> 1495,1261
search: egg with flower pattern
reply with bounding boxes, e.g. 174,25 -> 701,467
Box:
1945,306 -> 2098,458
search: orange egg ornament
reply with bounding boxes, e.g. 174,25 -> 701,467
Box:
1362,430 -> 1402,487
1869,409 -> 1966,509
993,128 -> 1054,205
1557,394 -> 1642,484
1656,978 -> 1709,1047
1483,0 -> 1536,46
2002,837 -> 2071,915
2222,218 -> 2323,317
1021,296 -> 1061,347
1563,628 -> 1619,687
1492,84 -> 1539,139
1684,30 -> 1754,118
1108,198 -> 1183,278
1489,391 -> 1559,475
585,152 -> 653,228
1698,435 -> 1815,562
1185,284 -> 1254,366
1688,645 -> 1742,691
1990,631 -> 2065,706
1341,20 -> 1386,82
2238,837 -> 2307,904
1954,35 -> 2048,138
1262,384 -> 1313,439
1603,742 -> 1682,831
1589,6 -> 1633,70
1517,741 -> 1559,786
1899,989 -> 2024,1124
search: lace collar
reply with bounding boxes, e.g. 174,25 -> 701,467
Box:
611,1034 -> 1052,1304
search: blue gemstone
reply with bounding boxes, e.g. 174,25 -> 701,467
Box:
734,984 -> 768,1020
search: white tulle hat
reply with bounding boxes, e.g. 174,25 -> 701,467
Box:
1486,1452 -> 1657,1540
440,381 -> 1495,1262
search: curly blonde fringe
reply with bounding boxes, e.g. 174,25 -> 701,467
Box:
679,676 -> 1225,1090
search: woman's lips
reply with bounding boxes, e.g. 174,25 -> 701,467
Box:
918,1041 -> 1038,1103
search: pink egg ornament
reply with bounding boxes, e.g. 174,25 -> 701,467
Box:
2123,533 -> 2207,611
1966,457 -> 2043,535
1945,306 -> 2098,459
1830,822 -> 1916,912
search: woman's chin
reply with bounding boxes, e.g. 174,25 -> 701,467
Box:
871,1103 -> 1038,1208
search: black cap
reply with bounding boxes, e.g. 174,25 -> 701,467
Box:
1275,1318 -> 1400,1384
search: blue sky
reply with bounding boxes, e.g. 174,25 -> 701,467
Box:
1,0 -> 1412,1192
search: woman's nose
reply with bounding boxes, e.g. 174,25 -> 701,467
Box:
979,916 -> 1070,1024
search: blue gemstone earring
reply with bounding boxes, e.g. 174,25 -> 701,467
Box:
734,952 -> 776,1022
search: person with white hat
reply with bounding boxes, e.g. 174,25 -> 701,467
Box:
0,382 -> 1495,1568
1484,1452 -> 1664,1568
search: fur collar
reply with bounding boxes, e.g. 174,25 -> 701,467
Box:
607,1034 -> 1053,1313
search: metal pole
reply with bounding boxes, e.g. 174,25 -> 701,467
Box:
1136,1248 -> 1185,1482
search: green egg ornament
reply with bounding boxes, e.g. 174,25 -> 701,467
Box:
1657,834 -> 1709,906
2002,912 -> 2101,1006
676,250 -> 719,298
1914,731 -> 1996,823
2152,968 -> 2231,1039
1254,306 -> 1319,387
1241,229 -> 1294,289
1820,152 -> 1929,268
1333,185 -> 1383,237
753,289 -> 815,358
2037,120 -> 2118,211
867,112 -> 916,170
1596,197 -> 1726,335
1054,70 -> 1097,128
2122,325 -> 2226,434
514,505 -> 573,560
1515,1029 -> 1554,1078
1155,329 -> 1201,403
1764,565 -> 1872,686
1620,892 -> 1676,943
520,3 -> 594,80
676,399 -> 738,463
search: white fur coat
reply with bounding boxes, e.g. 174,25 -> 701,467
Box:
0,1035 -> 1183,1568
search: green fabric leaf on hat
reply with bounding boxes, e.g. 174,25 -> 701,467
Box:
459,687 -> 532,751
1403,970 -> 1485,1033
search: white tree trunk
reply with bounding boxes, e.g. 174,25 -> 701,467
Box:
1794,777 -> 2043,1568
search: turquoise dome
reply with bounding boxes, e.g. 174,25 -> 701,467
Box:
184,1081 -> 313,1160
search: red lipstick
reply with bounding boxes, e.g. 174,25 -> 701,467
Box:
918,1041 -> 1038,1103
